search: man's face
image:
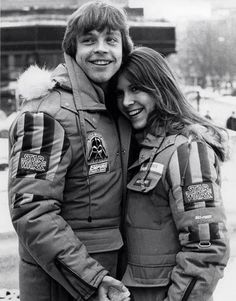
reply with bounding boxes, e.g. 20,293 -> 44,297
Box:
75,29 -> 123,87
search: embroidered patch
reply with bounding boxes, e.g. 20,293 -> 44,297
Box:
195,214 -> 212,222
133,178 -> 151,188
87,132 -> 109,175
89,162 -> 109,175
140,162 -> 164,174
18,151 -> 49,173
183,182 -> 214,203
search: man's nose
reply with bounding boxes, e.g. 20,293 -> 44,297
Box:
94,40 -> 108,53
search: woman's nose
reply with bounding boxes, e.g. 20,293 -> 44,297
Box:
123,93 -> 134,107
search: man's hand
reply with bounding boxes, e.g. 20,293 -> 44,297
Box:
98,275 -> 130,301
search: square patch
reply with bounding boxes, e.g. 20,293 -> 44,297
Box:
18,151 -> 49,173
183,182 -> 214,204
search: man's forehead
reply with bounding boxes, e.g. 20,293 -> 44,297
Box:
82,28 -> 121,36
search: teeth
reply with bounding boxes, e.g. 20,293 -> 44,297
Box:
129,109 -> 142,116
92,60 -> 110,65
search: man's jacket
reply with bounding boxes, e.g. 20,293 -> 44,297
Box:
122,132 -> 229,301
8,56 -> 131,300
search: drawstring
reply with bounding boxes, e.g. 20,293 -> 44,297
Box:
64,54 -> 93,223
74,111 -> 92,223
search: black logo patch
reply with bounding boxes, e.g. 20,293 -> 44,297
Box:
18,151 -> 49,173
87,132 -> 109,175
184,182 -> 214,203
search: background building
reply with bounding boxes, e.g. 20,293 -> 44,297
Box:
0,0 -> 176,115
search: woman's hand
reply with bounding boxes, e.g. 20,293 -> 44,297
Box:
98,275 -> 130,301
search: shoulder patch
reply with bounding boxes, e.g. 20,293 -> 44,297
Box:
183,182 -> 214,211
18,151 -> 49,173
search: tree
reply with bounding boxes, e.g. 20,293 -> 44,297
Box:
168,14 -> 236,89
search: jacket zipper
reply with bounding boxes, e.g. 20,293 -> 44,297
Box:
182,277 -> 198,301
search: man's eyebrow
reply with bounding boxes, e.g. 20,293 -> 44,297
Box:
107,30 -> 121,35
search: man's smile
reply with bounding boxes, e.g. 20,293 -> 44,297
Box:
89,60 -> 113,66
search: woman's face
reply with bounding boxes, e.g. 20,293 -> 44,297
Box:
116,74 -> 156,130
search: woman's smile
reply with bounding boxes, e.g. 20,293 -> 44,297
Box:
117,75 -> 156,130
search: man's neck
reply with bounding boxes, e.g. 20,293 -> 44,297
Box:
97,82 -> 108,93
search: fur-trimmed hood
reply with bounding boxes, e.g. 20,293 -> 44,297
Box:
16,64 -> 71,102
16,54 -> 106,111
180,124 -> 228,161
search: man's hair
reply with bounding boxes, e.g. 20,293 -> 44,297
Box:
62,1 -> 133,59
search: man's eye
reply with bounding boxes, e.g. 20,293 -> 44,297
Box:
80,38 -> 94,44
107,37 -> 118,44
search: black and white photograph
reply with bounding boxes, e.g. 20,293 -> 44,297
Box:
1,1 -> 236,300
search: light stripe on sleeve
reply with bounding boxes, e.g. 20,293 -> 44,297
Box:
188,141 -> 203,184
168,149 -> 185,212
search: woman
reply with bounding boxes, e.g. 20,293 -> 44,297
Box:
115,47 -> 230,301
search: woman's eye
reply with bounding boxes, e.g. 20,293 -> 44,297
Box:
130,86 -> 139,93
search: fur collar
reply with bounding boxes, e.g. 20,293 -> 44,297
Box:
17,65 -> 56,101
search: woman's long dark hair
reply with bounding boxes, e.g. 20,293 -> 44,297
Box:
114,47 -> 228,161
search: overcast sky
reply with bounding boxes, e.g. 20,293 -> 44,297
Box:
129,0 -> 235,20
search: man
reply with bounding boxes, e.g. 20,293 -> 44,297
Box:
226,111 -> 236,131
8,1 -> 133,300
204,110 -> 212,120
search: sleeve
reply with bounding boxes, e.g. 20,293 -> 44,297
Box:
8,111 -> 108,300
164,140 -> 230,301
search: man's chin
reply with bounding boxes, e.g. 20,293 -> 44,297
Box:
91,76 -> 111,86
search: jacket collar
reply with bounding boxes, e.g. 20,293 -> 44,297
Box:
129,133 -> 178,168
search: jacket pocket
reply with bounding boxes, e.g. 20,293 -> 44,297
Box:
122,254 -> 176,287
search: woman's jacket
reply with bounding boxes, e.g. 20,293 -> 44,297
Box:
122,131 -> 229,301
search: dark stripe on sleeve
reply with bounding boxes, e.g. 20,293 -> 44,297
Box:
177,143 -> 192,186
12,120 -> 18,143
188,225 -> 200,242
209,223 -> 221,240
214,156 -> 221,186
40,113 -> 55,155
22,112 -> 34,151
36,114 -> 55,180
197,142 -> 211,182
